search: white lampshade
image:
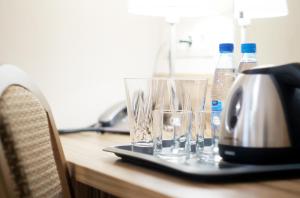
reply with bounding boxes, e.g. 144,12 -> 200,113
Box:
128,0 -> 233,19
234,0 -> 288,19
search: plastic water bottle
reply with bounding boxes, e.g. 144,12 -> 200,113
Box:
238,43 -> 257,73
211,43 -> 235,151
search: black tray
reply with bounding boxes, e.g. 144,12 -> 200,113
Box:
103,144 -> 300,182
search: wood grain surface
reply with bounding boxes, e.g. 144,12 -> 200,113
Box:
60,132 -> 300,198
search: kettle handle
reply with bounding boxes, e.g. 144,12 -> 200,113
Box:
243,63 -> 300,88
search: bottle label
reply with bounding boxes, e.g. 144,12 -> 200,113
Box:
211,100 -> 222,112
211,100 -> 223,129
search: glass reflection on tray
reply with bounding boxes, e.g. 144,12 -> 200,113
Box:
117,139 -> 240,170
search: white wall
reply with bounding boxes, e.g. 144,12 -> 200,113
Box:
0,0 -> 163,128
153,16 -> 235,75
237,0 -> 300,65
0,0 -> 299,128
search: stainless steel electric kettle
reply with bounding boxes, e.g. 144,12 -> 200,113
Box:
219,63 -> 300,164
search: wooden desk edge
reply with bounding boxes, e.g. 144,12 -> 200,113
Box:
68,162 -> 171,198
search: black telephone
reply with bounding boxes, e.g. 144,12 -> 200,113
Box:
59,101 -> 129,134
97,101 -> 127,127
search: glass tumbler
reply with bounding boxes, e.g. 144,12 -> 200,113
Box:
164,78 -> 208,153
196,110 -> 222,163
124,78 -> 167,148
153,110 -> 192,161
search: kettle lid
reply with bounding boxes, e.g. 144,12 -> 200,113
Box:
243,63 -> 300,88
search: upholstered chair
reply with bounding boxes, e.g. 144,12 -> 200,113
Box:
0,65 -> 72,198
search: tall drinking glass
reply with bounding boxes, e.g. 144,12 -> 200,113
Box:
164,78 -> 208,152
124,78 -> 166,148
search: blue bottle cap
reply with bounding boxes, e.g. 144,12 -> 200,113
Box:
219,43 -> 234,53
241,43 -> 256,53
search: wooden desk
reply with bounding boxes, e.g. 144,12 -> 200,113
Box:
60,132 -> 300,198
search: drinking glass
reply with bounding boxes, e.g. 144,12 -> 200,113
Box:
124,77 -> 208,151
153,110 -> 192,161
124,78 -> 167,148
196,110 -> 222,163
164,78 -> 208,153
